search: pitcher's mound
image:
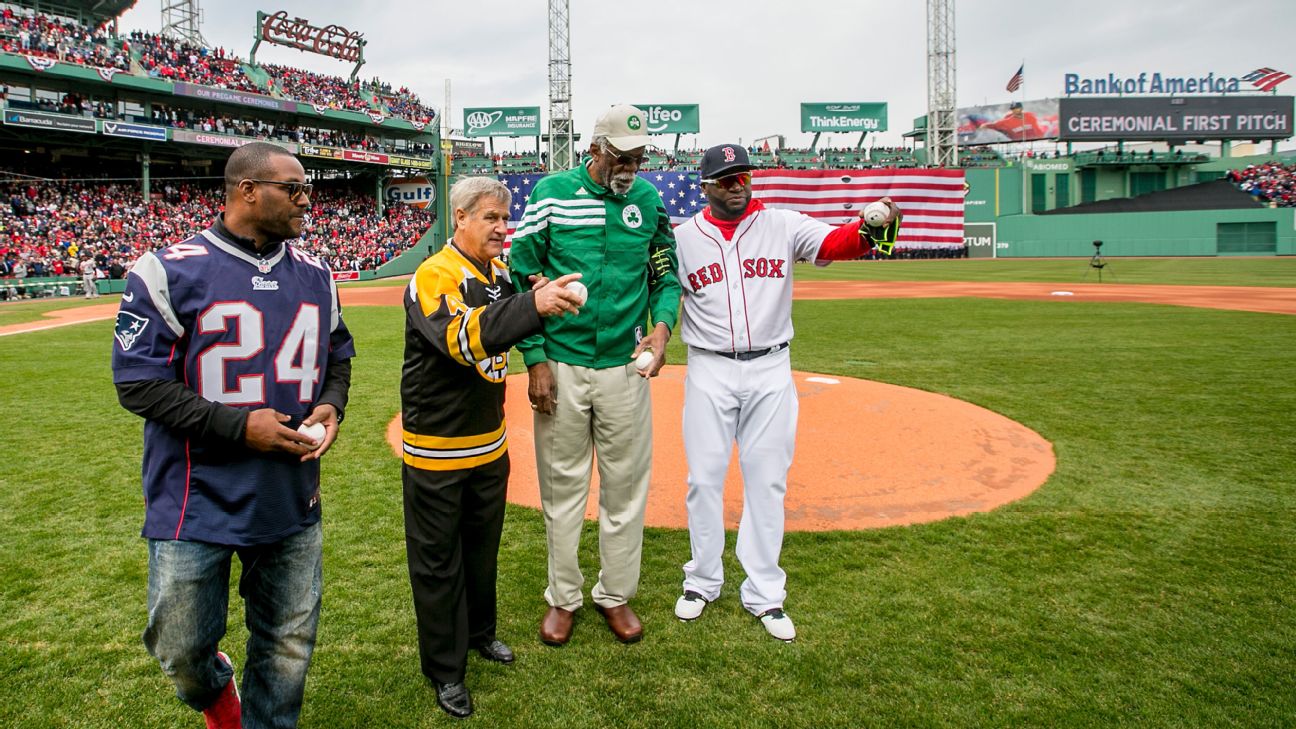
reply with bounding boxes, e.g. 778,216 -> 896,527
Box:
387,366 -> 1054,531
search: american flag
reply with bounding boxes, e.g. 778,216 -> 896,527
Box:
501,170 -> 706,249
1000,64 -> 1021,92
752,169 -> 966,249
502,167 -> 964,250
1242,67 -> 1290,92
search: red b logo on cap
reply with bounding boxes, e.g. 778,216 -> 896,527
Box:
723,147 -> 736,162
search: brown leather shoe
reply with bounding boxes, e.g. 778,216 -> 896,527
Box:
539,606 -> 575,646
594,603 -> 643,644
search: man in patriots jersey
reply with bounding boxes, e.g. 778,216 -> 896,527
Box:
671,144 -> 899,642
112,142 -> 355,729
400,177 -> 582,718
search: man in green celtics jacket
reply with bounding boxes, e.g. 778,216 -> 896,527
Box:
509,104 -> 682,647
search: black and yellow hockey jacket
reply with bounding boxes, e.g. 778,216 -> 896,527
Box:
400,241 -> 542,471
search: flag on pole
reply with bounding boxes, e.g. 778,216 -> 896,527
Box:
1242,67 -> 1290,92
1006,64 -> 1024,92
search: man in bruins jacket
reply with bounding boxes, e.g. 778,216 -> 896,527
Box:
400,176 -> 582,719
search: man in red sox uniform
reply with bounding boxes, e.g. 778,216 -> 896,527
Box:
671,144 -> 900,641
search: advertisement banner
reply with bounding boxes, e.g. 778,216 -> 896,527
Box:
388,154 -> 434,170
1058,96 -> 1293,142
451,139 -> 486,156
800,102 -> 887,133
300,143 -> 341,159
959,99 -> 1059,144
630,104 -> 700,134
3,109 -> 96,134
331,270 -> 360,282
173,129 -> 297,153
342,149 -> 389,164
464,107 -> 541,137
385,176 -> 436,209
173,82 -> 298,113
102,120 -> 168,141
963,223 -> 997,259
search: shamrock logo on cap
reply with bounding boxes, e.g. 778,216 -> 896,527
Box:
627,115 -> 641,130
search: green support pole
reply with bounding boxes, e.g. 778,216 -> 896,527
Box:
141,145 -> 151,199
1221,140 -> 1232,159
375,176 -> 384,217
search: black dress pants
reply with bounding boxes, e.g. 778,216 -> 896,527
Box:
402,455 -> 508,683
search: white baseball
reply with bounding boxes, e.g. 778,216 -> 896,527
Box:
565,280 -> 588,305
634,349 -> 654,371
863,201 -> 890,227
298,422 -> 326,447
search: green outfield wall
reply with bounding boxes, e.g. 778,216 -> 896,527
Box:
993,207 -> 1295,257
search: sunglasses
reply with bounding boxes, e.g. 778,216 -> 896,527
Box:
244,179 -> 314,199
598,143 -> 646,167
700,172 -> 751,189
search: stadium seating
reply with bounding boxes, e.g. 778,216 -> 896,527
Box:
1227,162 -> 1296,207
0,10 -> 437,123
0,177 -> 433,288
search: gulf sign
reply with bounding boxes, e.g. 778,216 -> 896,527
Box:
385,177 -> 435,209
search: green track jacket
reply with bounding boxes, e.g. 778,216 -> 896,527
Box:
509,163 -> 682,369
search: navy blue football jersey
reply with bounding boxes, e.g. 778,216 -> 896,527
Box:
112,224 -> 356,546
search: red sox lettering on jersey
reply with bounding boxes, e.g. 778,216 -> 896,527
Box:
675,206 -> 830,353
686,257 -> 786,292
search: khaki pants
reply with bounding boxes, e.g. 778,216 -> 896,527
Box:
535,361 -> 652,610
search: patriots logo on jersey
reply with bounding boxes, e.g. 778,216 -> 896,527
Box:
114,311 -> 150,351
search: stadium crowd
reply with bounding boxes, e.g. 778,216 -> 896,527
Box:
133,31 -> 258,92
0,8 -> 129,71
0,10 -> 437,124
0,177 -> 431,294
1227,163 -> 1296,207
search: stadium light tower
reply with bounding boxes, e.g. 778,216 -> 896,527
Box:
926,0 -> 957,168
548,0 -> 574,171
161,0 -> 208,48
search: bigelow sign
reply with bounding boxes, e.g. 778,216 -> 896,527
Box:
1058,96 -> 1292,141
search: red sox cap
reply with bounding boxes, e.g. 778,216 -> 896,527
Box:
700,144 -> 755,181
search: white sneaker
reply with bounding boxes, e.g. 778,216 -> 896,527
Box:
674,591 -> 709,621
758,608 -> 796,642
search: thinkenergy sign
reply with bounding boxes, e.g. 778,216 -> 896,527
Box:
1058,96 -> 1292,141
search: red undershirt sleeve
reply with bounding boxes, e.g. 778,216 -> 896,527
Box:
816,219 -> 876,261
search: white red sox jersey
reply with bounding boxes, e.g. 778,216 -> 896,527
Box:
675,206 -> 833,352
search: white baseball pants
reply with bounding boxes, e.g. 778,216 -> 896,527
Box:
681,346 -> 797,615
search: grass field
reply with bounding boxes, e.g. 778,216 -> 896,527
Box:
1,258 -> 1294,727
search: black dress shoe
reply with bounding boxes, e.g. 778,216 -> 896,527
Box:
435,681 -> 473,718
475,639 -> 515,664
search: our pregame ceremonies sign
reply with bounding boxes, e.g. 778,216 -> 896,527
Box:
1059,96 -> 1293,141
463,107 -> 541,137
632,104 -> 700,134
800,102 -> 888,133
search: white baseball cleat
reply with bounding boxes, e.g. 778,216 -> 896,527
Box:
674,591 -> 709,621
758,608 -> 796,642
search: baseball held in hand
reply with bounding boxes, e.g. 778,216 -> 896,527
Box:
298,422 -> 326,448
634,349 -> 654,371
863,201 -> 890,227
565,280 -> 588,305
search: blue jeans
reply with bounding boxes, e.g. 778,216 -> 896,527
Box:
143,521 -> 323,729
